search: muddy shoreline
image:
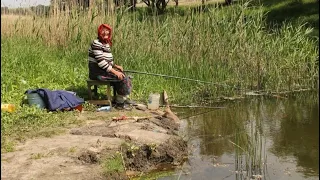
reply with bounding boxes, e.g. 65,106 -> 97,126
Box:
1,104 -> 188,180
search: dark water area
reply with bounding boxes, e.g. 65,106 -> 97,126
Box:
161,92 -> 319,180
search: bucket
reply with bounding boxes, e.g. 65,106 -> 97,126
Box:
27,93 -> 46,109
147,93 -> 160,110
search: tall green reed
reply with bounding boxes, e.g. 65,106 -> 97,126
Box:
2,3 -> 317,105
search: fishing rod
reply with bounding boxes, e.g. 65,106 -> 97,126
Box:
179,108 -> 221,120
124,70 -> 240,90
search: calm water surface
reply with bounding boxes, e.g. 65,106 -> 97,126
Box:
161,92 -> 319,180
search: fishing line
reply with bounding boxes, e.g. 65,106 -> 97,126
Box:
179,108 -> 221,120
124,70 -> 244,90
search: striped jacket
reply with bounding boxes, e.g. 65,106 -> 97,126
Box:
88,39 -> 114,79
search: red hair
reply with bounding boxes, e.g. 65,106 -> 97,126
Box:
97,24 -> 112,46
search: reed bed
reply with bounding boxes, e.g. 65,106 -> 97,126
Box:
2,3 -> 318,104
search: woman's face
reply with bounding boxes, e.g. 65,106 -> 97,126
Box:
101,27 -> 110,40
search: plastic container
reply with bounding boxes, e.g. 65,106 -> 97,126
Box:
27,93 -> 46,109
147,93 -> 160,110
97,106 -> 111,112
1,104 -> 16,113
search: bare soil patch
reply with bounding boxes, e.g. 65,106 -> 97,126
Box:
1,106 -> 187,180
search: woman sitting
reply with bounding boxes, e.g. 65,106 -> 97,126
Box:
88,24 -> 133,108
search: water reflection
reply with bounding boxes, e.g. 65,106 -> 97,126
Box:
163,92 -> 319,180
269,94 -> 319,177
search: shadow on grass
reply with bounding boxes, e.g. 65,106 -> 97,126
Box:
65,85 -> 108,101
267,1 -> 318,25
65,86 -> 89,100
257,0 -> 319,37
134,0 -> 318,38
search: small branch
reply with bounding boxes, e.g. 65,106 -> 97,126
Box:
161,105 -> 226,109
120,146 -> 127,172
270,88 -> 313,94
228,139 -> 246,152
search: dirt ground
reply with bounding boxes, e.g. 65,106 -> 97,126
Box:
1,105 -> 188,180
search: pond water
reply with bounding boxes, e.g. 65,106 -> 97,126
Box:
161,92 -> 319,180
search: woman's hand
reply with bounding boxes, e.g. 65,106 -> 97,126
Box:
114,65 -> 123,72
115,71 -> 125,80
110,69 -> 125,80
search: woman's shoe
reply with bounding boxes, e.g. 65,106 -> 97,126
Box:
124,99 -> 136,105
115,103 -> 132,110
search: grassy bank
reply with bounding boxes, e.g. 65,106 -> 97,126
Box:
1,2 -> 318,150
258,0 -> 319,37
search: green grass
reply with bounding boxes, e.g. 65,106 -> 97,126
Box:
1,1 -> 318,152
30,153 -> 45,160
101,153 -> 125,175
253,0 -> 319,37
1,141 -> 16,153
0,105 -> 84,152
